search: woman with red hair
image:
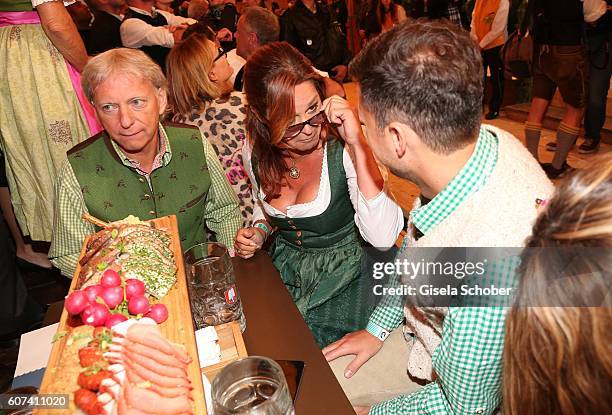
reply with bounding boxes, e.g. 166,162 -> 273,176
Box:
234,42 -> 403,347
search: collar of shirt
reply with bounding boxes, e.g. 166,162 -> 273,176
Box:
297,0 -> 319,14
128,6 -> 159,18
109,123 -> 172,177
410,126 -> 499,236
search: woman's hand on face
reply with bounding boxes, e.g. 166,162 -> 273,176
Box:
322,95 -> 364,147
216,28 -> 233,42
234,227 -> 265,259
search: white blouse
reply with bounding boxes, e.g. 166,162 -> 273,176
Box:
120,7 -> 196,49
243,141 -> 404,248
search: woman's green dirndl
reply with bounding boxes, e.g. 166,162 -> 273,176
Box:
255,138 -> 374,347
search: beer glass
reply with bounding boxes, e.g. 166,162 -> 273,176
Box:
184,243 -> 246,331
212,356 -> 295,415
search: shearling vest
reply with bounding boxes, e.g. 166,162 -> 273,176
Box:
400,124 -> 554,381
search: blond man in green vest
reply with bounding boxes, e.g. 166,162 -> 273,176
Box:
49,48 -> 242,277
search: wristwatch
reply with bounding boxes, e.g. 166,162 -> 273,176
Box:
366,321 -> 390,341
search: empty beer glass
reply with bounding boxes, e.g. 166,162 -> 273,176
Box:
212,356 -> 295,415
184,243 -> 246,331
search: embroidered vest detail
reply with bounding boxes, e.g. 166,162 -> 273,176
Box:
68,124 -> 211,250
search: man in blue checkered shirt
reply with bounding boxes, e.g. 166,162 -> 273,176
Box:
323,19 -> 553,415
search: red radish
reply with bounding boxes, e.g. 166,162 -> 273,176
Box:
100,269 -> 121,288
128,295 -> 150,315
105,313 -> 128,328
84,285 -> 103,303
146,304 -> 168,324
125,279 -> 145,300
65,290 -> 89,315
81,303 -> 110,327
101,286 -> 124,309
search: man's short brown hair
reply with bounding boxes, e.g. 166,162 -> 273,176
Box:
350,19 -> 483,154
242,6 -> 279,46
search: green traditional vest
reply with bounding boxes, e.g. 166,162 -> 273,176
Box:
67,123 -> 211,251
269,139 -> 357,249
252,138 -> 364,309
253,138 -> 357,248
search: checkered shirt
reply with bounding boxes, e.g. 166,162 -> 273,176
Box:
447,5 -> 463,27
366,128 -> 515,415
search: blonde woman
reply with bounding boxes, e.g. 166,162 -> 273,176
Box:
503,153 -> 612,415
166,34 -> 254,226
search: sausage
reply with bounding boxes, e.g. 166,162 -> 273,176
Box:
74,388 -> 106,415
78,369 -> 113,392
79,346 -> 104,367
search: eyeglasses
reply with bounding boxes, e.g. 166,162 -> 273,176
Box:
213,47 -> 227,63
282,111 -> 327,139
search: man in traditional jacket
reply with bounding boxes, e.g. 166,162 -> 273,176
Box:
49,48 -> 242,277
120,0 -> 195,69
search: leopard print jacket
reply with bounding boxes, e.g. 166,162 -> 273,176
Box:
173,92 -> 254,227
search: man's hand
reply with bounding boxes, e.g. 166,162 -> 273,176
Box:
322,95 -> 363,147
354,406 -> 371,415
234,227 -> 265,259
322,330 -> 383,378
170,24 -> 189,43
216,28 -> 233,42
330,64 -> 348,82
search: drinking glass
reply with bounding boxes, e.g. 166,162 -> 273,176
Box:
212,356 -> 295,415
184,243 -> 246,331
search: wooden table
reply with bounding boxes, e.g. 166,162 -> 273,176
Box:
45,252 -> 354,414
235,252 -> 354,415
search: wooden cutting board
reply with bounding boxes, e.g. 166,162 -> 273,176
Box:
35,215 -> 208,415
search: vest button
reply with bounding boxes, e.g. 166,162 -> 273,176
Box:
138,177 -> 145,183
296,240 -> 302,246
296,231 -> 302,237
143,194 -> 151,200
148,210 -> 156,216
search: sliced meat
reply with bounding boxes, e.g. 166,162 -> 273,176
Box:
123,380 -> 193,415
117,395 -> 150,415
124,369 -> 192,399
122,341 -> 187,369
122,347 -> 188,378
122,359 -> 190,389
126,325 -> 191,364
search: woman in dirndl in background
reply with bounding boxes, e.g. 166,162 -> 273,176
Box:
0,0 -> 101,251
